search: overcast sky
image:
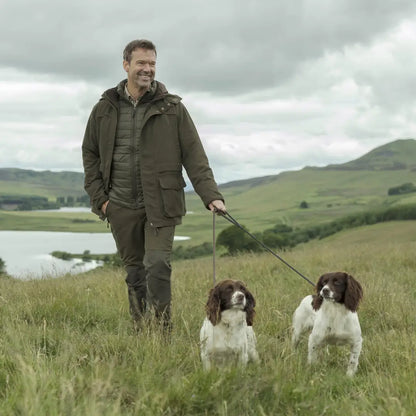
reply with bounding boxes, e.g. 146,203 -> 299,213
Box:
0,0 -> 415,184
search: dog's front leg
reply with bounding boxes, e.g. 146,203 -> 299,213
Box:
307,332 -> 322,365
292,326 -> 303,348
200,334 -> 212,371
248,346 -> 259,364
202,359 -> 212,371
247,327 -> 259,363
346,337 -> 362,376
239,350 -> 249,367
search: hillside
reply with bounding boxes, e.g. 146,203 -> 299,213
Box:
0,168 -> 85,199
1,138 -> 415,200
316,220 -> 416,247
1,138 -> 416,241
181,167 -> 416,244
322,138 -> 416,171
0,226 -> 415,414
182,138 -> 416,243
214,138 -> 416,191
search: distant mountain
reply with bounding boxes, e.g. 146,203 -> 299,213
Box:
1,138 -> 415,200
0,168 -> 85,199
322,138 -> 416,171
0,168 -> 84,186
216,138 -> 416,191
2,138 -> 416,235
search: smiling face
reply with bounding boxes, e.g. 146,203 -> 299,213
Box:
123,47 -> 156,97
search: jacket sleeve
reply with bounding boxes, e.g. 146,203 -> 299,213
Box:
81,105 -> 108,218
177,102 -> 224,208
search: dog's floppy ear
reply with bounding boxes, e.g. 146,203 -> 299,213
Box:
243,288 -> 256,326
316,274 -> 325,293
312,294 -> 323,311
206,286 -> 221,325
344,274 -> 363,312
312,275 -> 325,310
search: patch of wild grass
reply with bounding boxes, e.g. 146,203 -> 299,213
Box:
0,235 -> 415,415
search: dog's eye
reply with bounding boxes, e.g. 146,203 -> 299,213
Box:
334,280 -> 342,286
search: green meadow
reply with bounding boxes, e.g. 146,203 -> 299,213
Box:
0,221 -> 415,415
2,164 -> 416,247
0,210 -> 104,233
2,138 -> 416,248
1,140 -> 416,414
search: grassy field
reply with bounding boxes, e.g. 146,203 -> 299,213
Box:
0,222 -> 415,415
0,210 -> 107,233
2,164 -> 416,248
0,169 -> 85,200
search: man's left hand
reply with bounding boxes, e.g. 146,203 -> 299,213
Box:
209,200 -> 226,214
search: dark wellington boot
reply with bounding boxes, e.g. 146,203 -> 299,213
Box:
125,267 -> 147,327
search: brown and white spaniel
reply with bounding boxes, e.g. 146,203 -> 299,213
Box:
199,279 -> 259,370
292,272 -> 363,376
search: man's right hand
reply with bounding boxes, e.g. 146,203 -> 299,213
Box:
101,200 -> 109,215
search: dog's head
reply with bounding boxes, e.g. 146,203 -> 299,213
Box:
312,272 -> 363,312
205,279 -> 256,326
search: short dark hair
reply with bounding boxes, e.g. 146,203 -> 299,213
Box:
123,39 -> 157,62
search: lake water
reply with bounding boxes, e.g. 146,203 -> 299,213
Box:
0,230 -> 189,280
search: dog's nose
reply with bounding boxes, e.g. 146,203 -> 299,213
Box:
322,288 -> 330,297
235,293 -> 244,303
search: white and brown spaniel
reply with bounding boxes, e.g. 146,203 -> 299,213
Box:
200,279 -> 259,370
292,272 -> 363,376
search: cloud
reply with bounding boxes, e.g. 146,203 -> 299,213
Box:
0,0 -> 415,183
0,69 -> 100,170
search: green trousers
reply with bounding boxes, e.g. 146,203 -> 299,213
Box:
106,201 -> 175,325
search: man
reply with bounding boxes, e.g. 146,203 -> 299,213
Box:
82,39 -> 225,330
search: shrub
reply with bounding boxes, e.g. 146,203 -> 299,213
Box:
388,182 -> 416,195
51,251 -> 72,260
217,225 -> 261,255
0,257 -> 6,274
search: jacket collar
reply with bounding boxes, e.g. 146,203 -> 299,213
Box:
101,80 -> 181,109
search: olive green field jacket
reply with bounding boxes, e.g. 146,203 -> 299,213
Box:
82,80 -> 224,227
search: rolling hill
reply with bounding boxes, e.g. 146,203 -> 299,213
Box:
182,138 -> 416,241
1,138 -> 416,242
322,137 -> 416,171
1,138 -> 415,200
0,168 -> 85,200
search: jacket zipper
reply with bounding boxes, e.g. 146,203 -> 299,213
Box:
131,106 -> 137,202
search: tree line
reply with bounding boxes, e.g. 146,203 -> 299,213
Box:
0,194 -> 90,211
173,203 -> 416,258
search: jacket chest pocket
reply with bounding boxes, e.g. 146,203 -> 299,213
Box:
159,174 -> 186,218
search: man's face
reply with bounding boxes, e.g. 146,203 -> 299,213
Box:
123,48 -> 156,91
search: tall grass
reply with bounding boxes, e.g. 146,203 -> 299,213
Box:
0,231 -> 415,415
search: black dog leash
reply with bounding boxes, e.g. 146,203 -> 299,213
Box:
213,210 -> 315,287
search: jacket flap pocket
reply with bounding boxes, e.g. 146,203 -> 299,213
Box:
159,174 -> 186,190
